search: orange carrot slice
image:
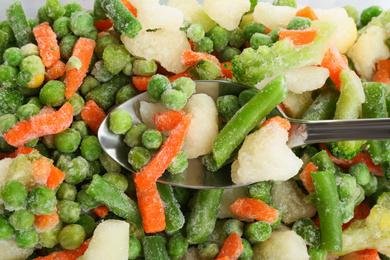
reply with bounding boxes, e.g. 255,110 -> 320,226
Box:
181,49 -> 221,67
299,162 -> 318,193
295,6 -> 319,21
34,210 -> 60,232
0,147 -> 37,160
120,0 -> 137,17
168,71 -> 192,82
134,114 -> 192,190
132,75 -> 154,91
93,205 -> 109,218
3,103 -> 74,147
135,181 -> 166,233
261,116 -> 291,131
94,19 -> 114,31
34,238 -> 91,260
80,100 -> 107,134
45,60 -> 66,81
230,198 -> 279,224
339,249 -> 380,260
278,28 -> 319,46
320,143 -> 383,176
65,37 -> 96,99
32,158 -> 52,185
220,62 -> 233,79
215,257 -> 229,260
374,59 -> 390,83
321,43 -> 349,89
33,22 -> 60,68
47,164 -> 66,190
216,232 -> 244,260
153,110 -> 185,132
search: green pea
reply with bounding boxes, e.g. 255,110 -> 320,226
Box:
70,11 -> 94,37
343,5 -> 359,23
80,135 -> 103,161
71,120 -> 89,138
335,173 -> 357,200
86,160 -> 102,180
272,0 -> 297,8
38,6 -> 54,24
1,181 -> 28,210
362,175 -> 378,196
128,235 -> 142,259
189,60 -> 221,80
167,151 -> 188,174
161,89 -> 187,111
38,222 -> 62,248
349,163 -> 371,186
80,75 -> 100,97
52,17 -> 71,39
91,60 -> 114,83
26,96 -> 44,109
124,123 -> 148,148
64,156 -> 89,185
27,186 -> 57,215
268,27 -> 282,43
39,80 -> 66,107
15,227 -> 37,249
240,238 -> 253,259
0,64 -> 18,88
223,219 -> 244,237
244,221 -> 272,244
194,36 -> 214,54
60,34 -> 78,60
206,25 -> 229,52
57,200 -> 81,224
141,129 -> 162,150
58,224 -> 86,250
187,24 -> 205,42
287,17 -> 312,30
238,88 -> 259,107
171,77 -> 195,98
0,215 -> 14,241
76,214 -> 96,238
0,114 -> 17,134
46,0 -> 66,20
3,47 -> 23,67
57,183 -> 77,201
25,137 -> 39,148
64,2 -> 83,17
243,22 -> 267,42
198,242 -> 219,260
16,103 -> 40,120
103,44 -> 131,75
116,84 -> 138,105
250,33 -> 272,49
102,172 -> 128,192
95,35 -> 120,59
128,146 -> 151,172
16,70 -> 33,88
8,209 -> 35,230
360,6 -> 382,27
109,109 -> 133,135
55,128 -> 82,153
228,28 -> 245,48
100,152 -> 121,173
219,47 -> 241,62
147,74 -> 172,102
133,59 -> 157,76
167,233 -> 188,260
68,93 -> 85,116
217,95 -> 240,122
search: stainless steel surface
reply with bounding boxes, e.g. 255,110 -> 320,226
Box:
98,80 -> 390,189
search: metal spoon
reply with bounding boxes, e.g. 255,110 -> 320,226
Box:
98,80 -> 390,189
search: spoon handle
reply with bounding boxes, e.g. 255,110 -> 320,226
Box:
287,118 -> 390,148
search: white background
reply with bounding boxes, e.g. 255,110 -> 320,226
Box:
1,0 -> 390,20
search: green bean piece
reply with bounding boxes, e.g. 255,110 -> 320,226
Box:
80,76 -> 100,96
212,74 -> 287,167
228,28 -> 245,48
87,175 -> 142,225
101,0 -> 142,38
57,200 -> 81,224
194,36 -> 214,53
56,183 -> 77,201
172,186 -> 191,207
6,1 -> 34,47
125,123 -> 148,148
222,219 -> 244,237
161,89 -> 187,111
157,183 -> 185,235
103,172 -> 128,192
70,11 -> 94,37
8,209 -> 34,230
77,185 -> 101,211
189,60 -> 221,80
116,84 -> 138,105
147,74 -> 172,102
248,181 -> 271,204
243,22 -> 267,42
75,214 -> 96,238
186,189 -> 223,244
206,25 -> 229,52
142,235 -> 170,260
219,47 -> 241,63
58,224 -> 86,250
54,128 -> 81,153
198,242 -> 219,260
167,151 -> 188,174
250,33 -> 272,49
217,95 -> 241,122
27,186 -> 57,215
0,215 -> 14,241
239,238 -> 253,260
38,222 -> 62,248
287,17 -> 312,30
292,217 -> 321,247
64,2 -> 83,17
273,0 -> 297,8
15,227 -> 37,249
244,221 -> 272,244
93,0 -> 107,20
0,114 -> 17,134
100,152 -> 121,173
0,30 -> 8,64
1,180 -> 28,211
128,146 -> 151,172
362,174 -> 378,196
167,233 -> 188,260
102,44 -> 131,75
302,87 -> 339,120
360,6 -> 382,26
133,59 -> 157,76
311,171 -> 342,252
109,109 -> 133,135
309,150 -> 336,174
3,47 -> 23,67
127,235 -> 142,260
0,65 -> 18,88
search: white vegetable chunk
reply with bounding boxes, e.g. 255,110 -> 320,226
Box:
253,2 -> 297,30
252,230 -> 309,260
0,158 -> 13,188
347,26 -> 390,80
271,179 -> 317,224
231,120 -> 303,184
282,91 -> 314,119
121,29 -> 190,74
139,101 -> 169,129
167,0 -> 200,22
0,239 -> 34,260
182,94 -> 219,159
203,0 -> 251,30
78,220 -> 129,260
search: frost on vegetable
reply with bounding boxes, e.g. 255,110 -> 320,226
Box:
358,9 -> 390,37
80,220 -> 129,260
203,0 -> 251,31
347,26 -> 390,81
0,239 -> 34,260
271,179 -> 316,224
282,91 -> 314,119
182,94 -> 219,159
255,66 -> 329,94
0,158 -> 13,188
217,186 -> 250,221
253,2 -> 297,30
139,101 -> 168,129
231,119 -> 303,184
232,20 -> 337,86
252,230 -> 309,260
167,0 -> 200,23
121,29 -> 190,74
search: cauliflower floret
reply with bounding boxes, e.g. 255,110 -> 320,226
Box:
182,94 -> 219,159
347,26 -> 390,80
253,2 -> 297,30
203,0 -> 251,30
167,0 -> 200,23
231,120 -> 303,184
